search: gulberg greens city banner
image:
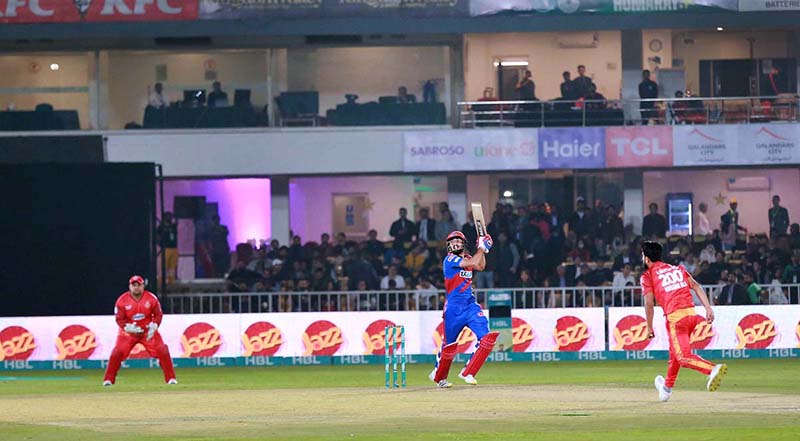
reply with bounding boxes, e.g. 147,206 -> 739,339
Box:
0,0 -> 778,24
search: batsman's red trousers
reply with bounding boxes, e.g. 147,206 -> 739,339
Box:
664,307 -> 714,388
103,331 -> 176,383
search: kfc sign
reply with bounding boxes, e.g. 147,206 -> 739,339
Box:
0,0 -> 198,23
605,126 -> 673,168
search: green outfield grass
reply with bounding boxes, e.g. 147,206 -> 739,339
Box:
1,359 -> 799,440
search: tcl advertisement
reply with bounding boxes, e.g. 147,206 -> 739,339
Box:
0,0 -> 199,24
0,309 -> 604,360
608,305 -> 800,351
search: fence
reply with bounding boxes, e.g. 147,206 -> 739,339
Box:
457,95 -> 800,128
163,284 -> 800,314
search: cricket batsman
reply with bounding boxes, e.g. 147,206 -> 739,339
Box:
640,241 -> 726,402
429,231 -> 499,388
102,275 -> 177,386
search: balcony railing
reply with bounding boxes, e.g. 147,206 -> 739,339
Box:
163,284 -> 800,314
457,95 -> 800,128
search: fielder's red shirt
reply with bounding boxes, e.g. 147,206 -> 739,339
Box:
640,261 -> 694,316
114,291 -> 163,332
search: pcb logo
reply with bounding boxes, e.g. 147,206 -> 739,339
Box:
554,316 -> 590,352
512,317 -> 535,352
0,326 -> 36,361
242,321 -> 284,357
433,322 -> 475,353
181,322 -> 222,357
56,325 -> 98,360
303,320 -> 343,356
362,319 -> 396,355
689,316 -> 714,349
613,315 -> 650,351
736,313 -> 777,349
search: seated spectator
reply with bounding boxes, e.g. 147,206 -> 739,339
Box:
207,81 -> 228,107
679,253 -> 698,274
743,272 -> 768,304
148,82 -> 167,108
568,239 -> 591,262
226,260 -> 262,292
405,241 -> 429,278
584,84 -> 607,110
699,243 -> 716,264
790,223 -> 800,250
380,264 -> 406,290
397,86 -> 416,104
414,276 -> 438,310
612,263 -> 636,306
435,209 -> 457,242
364,229 -> 385,259
311,268 -> 334,292
782,252 -> 800,284
768,268 -> 790,304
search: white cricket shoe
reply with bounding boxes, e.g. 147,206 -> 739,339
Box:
429,368 -> 436,383
167,378 -> 178,385
459,369 -> 478,385
436,379 -> 453,389
654,375 -> 671,402
102,380 -> 112,387
707,364 -> 727,392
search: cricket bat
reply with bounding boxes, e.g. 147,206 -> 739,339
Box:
471,202 -> 486,237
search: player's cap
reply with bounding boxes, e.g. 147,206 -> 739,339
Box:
129,275 -> 144,285
729,197 -> 737,204
272,259 -> 284,266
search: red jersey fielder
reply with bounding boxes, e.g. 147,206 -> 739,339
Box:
640,241 -> 726,402
102,275 -> 177,386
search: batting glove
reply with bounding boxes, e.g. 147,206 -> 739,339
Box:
146,322 -> 158,341
477,234 -> 493,253
124,323 -> 144,334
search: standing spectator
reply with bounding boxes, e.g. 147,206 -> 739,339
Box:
560,71 -> 575,101
743,272 -> 768,305
638,69 -> 659,124
572,65 -> 594,99
602,204 -> 624,244
642,203 -> 667,238
389,208 -> 417,252
318,233 -> 334,258
416,207 -> 437,242
380,265 -> 406,290
397,86 -> 416,104
568,197 -> 593,239
768,195 -> 790,238
494,232 -> 520,287
207,81 -> 228,107
696,202 -> 711,236
287,235 -> 306,265
790,223 -> 800,250
157,212 -> 178,285
435,209 -> 458,243
210,215 -> 230,277
515,70 -> 537,101
717,272 -> 750,305
720,198 -> 746,251
148,82 -> 167,108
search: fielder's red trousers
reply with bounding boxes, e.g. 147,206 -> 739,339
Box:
103,331 -> 176,384
664,308 -> 714,388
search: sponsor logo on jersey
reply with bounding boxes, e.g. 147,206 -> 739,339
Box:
554,316 -> 590,352
689,315 -> 715,349
512,317 -> 535,352
613,315 -> 650,351
362,319 -> 397,355
242,321 -> 284,357
736,313 -> 777,349
125,305 -> 132,310
303,320 -> 344,356
181,322 -> 222,357
433,321 -> 476,354
56,325 -> 98,360
458,270 -> 473,279
132,313 -> 146,321
0,326 -> 36,361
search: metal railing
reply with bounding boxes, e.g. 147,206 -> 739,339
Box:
457,95 -> 800,128
164,284 -> 800,314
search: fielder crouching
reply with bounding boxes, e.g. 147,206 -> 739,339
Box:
102,275 -> 177,386
430,231 -> 499,388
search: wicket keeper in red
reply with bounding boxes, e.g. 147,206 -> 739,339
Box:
640,241 -> 726,402
102,275 -> 177,386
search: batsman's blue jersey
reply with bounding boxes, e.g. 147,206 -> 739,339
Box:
441,253 -> 489,345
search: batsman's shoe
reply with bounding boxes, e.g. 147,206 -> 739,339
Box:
436,379 -> 453,389
102,380 -> 112,387
707,364 -> 727,392
459,369 -> 478,385
167,378 -> 178,385
654,375 -> 671,402
429,368 -> 436,383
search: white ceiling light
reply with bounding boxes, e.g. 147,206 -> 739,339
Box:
497,61 -> 529,67
49,63 -> 60,71
716,27 -> 724,32
503,190 -> 514,198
